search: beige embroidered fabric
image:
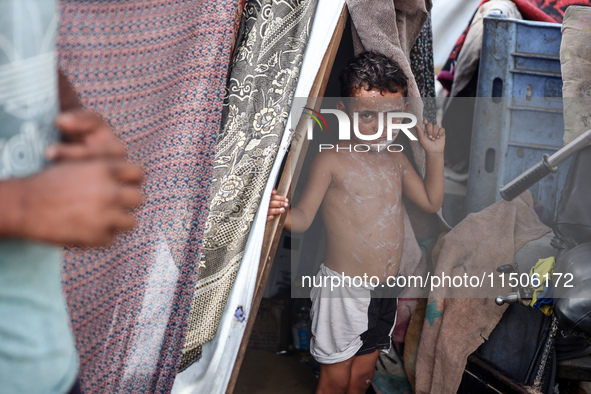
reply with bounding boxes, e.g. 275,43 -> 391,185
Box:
180,0 -> 318,370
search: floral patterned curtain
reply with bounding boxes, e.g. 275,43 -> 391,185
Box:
180,0 -> 318,370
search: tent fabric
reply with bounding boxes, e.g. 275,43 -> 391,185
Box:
561,5 -> 591,145
437,0 -> 577,168
231,0 -> 247,55
437,0 -> 590,95
57,1 -> 236,392
410,16 -> 436,122
180,0 -> 319,370
448,1 -> 522,99
431,0 -> 481,72
414,191 -> 550,394
172,1 -> 346,391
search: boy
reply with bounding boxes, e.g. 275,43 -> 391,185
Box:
267,52 -> 445,394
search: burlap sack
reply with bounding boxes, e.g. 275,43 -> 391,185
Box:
561,6 -> 591,145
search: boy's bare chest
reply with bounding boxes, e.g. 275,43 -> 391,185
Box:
329,154 -> 404,201
321,153 -> 405,251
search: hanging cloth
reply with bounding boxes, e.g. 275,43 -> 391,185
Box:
57,1 -> 236,391
180,0 -> 319,370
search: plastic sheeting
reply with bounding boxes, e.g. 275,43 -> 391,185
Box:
431,0 -> 481,95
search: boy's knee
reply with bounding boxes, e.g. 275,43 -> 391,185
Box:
351,371 -> 375,390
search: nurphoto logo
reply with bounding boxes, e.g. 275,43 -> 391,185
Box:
303,107 -> 418,153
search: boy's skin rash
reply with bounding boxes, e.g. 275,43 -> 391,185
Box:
268,87 -> 445,281
268,85 -> 444,394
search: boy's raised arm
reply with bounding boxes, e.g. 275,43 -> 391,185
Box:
402,119 -> 445,214
266,151 -> 334,233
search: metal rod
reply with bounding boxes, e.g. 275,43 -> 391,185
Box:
547,128 -> 591,168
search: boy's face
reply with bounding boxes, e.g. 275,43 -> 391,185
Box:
336,86 -> 408,147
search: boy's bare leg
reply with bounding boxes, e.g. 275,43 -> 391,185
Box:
316,350 -> 381,394
316,358 -> 354,394
347,350 -> 380,394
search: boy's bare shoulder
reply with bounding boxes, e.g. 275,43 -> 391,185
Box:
395,150 -> 412,170
312,148 -> 340,168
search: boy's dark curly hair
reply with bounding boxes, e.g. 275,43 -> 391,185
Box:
339,51 -> 408,98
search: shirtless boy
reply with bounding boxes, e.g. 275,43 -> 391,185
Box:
267,52 -> 445,394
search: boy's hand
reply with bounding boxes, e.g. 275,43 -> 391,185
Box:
416,119 -> 445,155
46,109 -> 127,161
267,189 -> 289,222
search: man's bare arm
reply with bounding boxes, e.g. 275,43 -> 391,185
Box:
0,69 -> 143,246
0,179 -> 26,239
0,161 -> 143,246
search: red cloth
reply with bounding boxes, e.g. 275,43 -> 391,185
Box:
509,0 -> 556,22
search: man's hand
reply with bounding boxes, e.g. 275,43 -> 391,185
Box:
267,189 -> 289,222
1,160 -> 143,247
0,107 -> 144,247
416,119 -> 445,155
46,110 -> 126,161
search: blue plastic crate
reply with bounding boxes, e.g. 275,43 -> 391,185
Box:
466,14 -> 572,224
